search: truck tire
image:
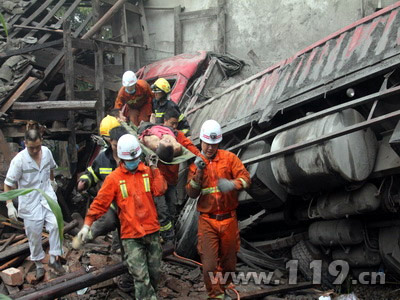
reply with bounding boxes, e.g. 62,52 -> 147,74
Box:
291,240 -> 334,288
175,197 -> 199,260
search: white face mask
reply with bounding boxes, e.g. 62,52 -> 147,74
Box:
125,87 -> 136,94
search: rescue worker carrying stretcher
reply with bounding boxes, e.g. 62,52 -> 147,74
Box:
186,120 -> 251,300
114,71 -> 154,126
138,109 -> 201,243
77,134 -> 166,300
151,78 -> 191,136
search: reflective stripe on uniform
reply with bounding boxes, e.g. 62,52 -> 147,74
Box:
155,112 -> 165,118
238,177 -> 248,189
178,114 -> 185,122
160,221 -> 172,232
181,129 -> 189,134
142,174 -> 151,192
189,179 -> 200,190
99,167 -> 113,174
119,180 -> 128,198
110,203 -> 117,211
22,168 -> 37,174
5,177 -> 17,185
201,186 -> 220,195
88,166 -> 100,183
80,174 -> 92,187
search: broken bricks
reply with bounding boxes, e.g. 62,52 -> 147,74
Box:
0,267 -> 23,286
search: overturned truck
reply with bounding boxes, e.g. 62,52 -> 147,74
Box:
176,2 -> 400,285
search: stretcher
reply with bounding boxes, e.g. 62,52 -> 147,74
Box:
121,122 -> 196,165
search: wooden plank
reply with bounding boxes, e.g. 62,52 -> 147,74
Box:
217,0 -> 226,54
71,38 -> 96,50
0,39 -> 63,59
0,75 -> 35,113
179,8 -> 218,21
174,6 -> 183,55
92,38 -> 145,49
48,83 -> 65,101
7,0 -> 39,27
101,0 -> 141,15
23,0 -> 67,39
9,0 -> 54,38
13,25 -> 63,34
138,0 -> 150,48
12,101 -> 97,111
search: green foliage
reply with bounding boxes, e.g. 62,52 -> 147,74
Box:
0,188 -> 64,245
0,294 -> 12,300
0,12 -> 8,37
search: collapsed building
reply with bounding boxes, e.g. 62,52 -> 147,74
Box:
1,0 -> 400,299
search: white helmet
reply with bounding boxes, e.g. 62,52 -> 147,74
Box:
122,71 -> 137,87
200,120 -> 222,144
117,134 -> 142,160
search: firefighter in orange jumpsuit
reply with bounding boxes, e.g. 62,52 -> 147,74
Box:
76,134 -> 167,300
186,120 -> 251,299
114,71 -> 154,126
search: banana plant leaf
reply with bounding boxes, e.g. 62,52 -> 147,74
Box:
0,189 -> 64,246
0,13 -> 8,37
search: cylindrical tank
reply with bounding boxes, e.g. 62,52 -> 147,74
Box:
270,109 -> 377,195
316,183 -> 380,219
332,245 -> 381,267
309,219 -> 364,246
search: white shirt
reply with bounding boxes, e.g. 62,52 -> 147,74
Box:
5,146 -> 58,220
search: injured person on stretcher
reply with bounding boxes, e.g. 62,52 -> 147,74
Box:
138,123 -> 183,162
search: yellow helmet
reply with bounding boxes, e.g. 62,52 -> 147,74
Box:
99,115 -> 120,137
151,78 -> 171,94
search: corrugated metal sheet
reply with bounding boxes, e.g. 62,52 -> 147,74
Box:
187,2 -> 400,139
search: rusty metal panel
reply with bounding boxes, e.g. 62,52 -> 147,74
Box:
186,2 -> 400,139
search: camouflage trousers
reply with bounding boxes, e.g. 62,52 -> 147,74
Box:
122,231 -> 162,300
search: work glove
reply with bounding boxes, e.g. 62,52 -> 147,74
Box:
6,202 -> 18,222
217,178 -> 236,193
146,154 -> 159,168
194,156 -> 206,170
77,225 -> 90,242
51,179 -> 58,192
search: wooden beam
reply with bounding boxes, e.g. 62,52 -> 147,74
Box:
217,0 -> 226,54
64,21 -> 78,175
95,44 -> 105,126
138,0 -> 150,48
174,6 -> 183,55
12,101 -> 97,111
13,25 -> 63,34
100,0 -> 141,15
179,8 -> 218,21
0,39 -> 63,59
121,4 -> 130,70
82,0 -> 128,40
73,12 -> 93,38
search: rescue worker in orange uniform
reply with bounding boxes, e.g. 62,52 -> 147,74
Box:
186,120 -> 250,299
76,134 -> 167,300
114,71 -> 154,126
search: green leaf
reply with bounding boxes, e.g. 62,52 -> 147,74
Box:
0,13 -> 8,38
0,188 -> 64,246
0,294 -> 12,300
